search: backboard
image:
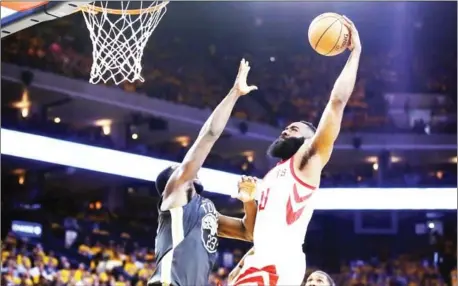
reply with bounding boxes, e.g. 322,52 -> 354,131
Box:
1,1 -> 90,38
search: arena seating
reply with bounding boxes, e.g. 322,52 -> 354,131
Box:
1,4 -> 456,187
2,229 -> 456,285
1,8 -> 456,134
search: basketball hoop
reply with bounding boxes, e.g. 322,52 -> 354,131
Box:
80,1 -> 168,85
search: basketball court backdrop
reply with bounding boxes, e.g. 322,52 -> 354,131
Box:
1,1 -> 169,84
1,2 -> 89,38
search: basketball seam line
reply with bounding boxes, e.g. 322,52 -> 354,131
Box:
310,15 -> 339,28
314,18 -> 341,51
325,17 -> 343,56
309,15 -> 339,49
311,15 -> 340,26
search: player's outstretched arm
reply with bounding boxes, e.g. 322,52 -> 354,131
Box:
217,176 -> 257,241
309,16 -> 361,168
162,59 -> 257,207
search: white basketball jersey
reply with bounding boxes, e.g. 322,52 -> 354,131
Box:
253,156 -> 317,258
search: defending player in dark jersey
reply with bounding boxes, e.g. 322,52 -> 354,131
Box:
148,59 -> 258,286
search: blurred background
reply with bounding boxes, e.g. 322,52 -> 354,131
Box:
1,1 -> 457,286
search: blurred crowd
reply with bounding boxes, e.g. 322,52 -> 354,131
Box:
2,233 -> 156,286
1,3 -> 456,133
2,228 -> 456,286
1,196 -> 457,286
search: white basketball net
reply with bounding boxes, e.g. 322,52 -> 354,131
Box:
81,1 -> 168,85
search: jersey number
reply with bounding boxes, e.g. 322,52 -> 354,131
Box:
258,188 -> 270,211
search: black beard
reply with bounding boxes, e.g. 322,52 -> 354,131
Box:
267,137 -> 305,160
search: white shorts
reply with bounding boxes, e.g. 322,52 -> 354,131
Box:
232,252 -> 306,286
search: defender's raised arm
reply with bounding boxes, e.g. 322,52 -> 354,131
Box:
161,59 -> 257,209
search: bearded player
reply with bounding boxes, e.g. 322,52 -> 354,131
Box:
230,17 -> 361,286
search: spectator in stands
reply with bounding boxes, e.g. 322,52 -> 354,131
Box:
304,270 -> 336,286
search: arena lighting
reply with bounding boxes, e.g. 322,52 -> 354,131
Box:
1,129 -> 457,211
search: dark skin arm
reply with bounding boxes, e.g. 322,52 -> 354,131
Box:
217,175 -> 258,241
161,60 -> 257,210
217,200 -> 257,242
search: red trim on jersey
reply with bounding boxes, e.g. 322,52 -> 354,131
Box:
289,156 -> 316,190
234,265 -> 279,286
286,184 -> 313,225
292,183 -> 313,204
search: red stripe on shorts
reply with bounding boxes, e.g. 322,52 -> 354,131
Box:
234,265 -> 279,286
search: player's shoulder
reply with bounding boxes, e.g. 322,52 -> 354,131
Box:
289,151 -> 321,187
200,196 -> 217,210
193,195 -> 216,210
197,195 -> 213,205
159,194 -> 206,214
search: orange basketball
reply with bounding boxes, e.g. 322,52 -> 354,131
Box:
308,13 -> 350,56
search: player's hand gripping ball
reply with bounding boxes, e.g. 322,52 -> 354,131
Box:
234,176 -> 258,203
341,15 -> 362,53
308,12 -> 351,56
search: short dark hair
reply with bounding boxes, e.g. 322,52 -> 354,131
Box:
155,165 -> 204,196
314,271 -> 336,286
300,120 -> 317,133
155,166 -> 175,196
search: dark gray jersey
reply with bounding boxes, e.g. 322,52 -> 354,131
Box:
149,195 -> 219,286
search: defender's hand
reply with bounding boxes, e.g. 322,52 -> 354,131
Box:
342,15 -> 361,53
233,176 -> 257,203
228,265 -> 242,285
233,59 -> 258,96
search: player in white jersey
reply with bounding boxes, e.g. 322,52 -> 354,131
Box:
230,17 -> 362,286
